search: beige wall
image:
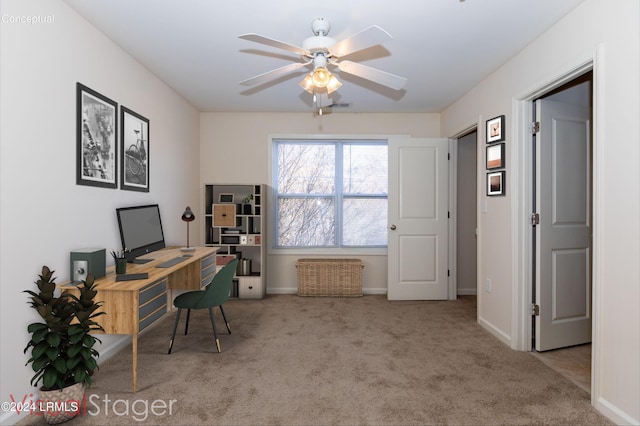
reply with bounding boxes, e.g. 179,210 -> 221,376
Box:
0,1 -> 201,422
442,0 -> 639,423
199,112 -> 441,293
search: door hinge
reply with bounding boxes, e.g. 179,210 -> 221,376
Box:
530,213 -> 540,226
530,121 -> 540,134
447,269 -> 450,277
531,304 -> 540,316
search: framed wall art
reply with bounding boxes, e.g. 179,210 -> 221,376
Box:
120,106 -> 149,192
486,115 -> 505,143
486,143 -> 505,170
487,171 -> 506,196
76,83 -> 117,188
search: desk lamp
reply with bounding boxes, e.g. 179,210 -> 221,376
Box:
181,206 -> 196,252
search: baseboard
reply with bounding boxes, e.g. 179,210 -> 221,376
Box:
457,288 -> 477,296
594,396 -> 639,425
267,288 -> 388,295
478,315 -> 512,347
96,335 -> 132,364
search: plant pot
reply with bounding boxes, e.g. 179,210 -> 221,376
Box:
38,383 -> 85,424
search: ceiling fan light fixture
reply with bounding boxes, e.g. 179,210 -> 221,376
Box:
299,74 -> 314,94
312,67 -> 330,88
326,75 -> 342,94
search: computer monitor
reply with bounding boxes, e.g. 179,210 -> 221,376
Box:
116,204 -> 166,263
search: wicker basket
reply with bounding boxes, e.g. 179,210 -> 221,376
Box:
296,258 -> 363,297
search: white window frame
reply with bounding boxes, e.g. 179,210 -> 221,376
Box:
268,134 -> 395,256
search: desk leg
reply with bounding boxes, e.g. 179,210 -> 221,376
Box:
132,333 -> 138,393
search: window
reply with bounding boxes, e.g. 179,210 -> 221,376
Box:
273,139 -> 388,248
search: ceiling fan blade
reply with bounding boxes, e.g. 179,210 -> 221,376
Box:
239,62 -> 308,86
239,33 -> 308,56
338,60 -> 407,90
330,25 -> 392,58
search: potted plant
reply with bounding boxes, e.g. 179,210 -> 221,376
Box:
242,193 -> 253,215
24,266 -> 105,424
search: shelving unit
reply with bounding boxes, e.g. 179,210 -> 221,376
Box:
204,184 -> 266,299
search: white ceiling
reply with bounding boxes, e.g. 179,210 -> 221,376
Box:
63,0 -> 584,114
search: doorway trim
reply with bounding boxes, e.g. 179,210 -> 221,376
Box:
449,124 -> 479,300
511,46 -> 603,403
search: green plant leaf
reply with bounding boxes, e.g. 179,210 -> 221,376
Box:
30,371 -> 44,387
66,356 -> 80,370
52,356 -> 67,374
80,347 -> 91,360
74,367 -> 86,384
84,357 -> 97,371
32,341 -> 49,359
67,343 -> 82,358
83,335 -> 96,348
32,356 -> 49,372
67,324 -> 83,335
27,322 -> 48,333
69,334 -> 81,344
45,346 -> 59,361
45,332 -> 61,347
42,366 -> 58,389
31,327 -> 49,344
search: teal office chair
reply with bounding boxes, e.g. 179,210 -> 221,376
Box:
168,259 -> 238,354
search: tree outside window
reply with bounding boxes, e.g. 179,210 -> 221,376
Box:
274,140 -> 387,248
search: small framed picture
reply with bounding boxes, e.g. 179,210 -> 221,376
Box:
219,193 -> 234,203
120,106 -> 149,192
486,143 -> 505,170
76,83 -> 117,188
486,115 -> 505,143
487,171 -> 506,196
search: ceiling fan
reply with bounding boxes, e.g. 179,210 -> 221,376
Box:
238,18 -> 407,111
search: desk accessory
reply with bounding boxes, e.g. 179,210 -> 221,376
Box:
70,248 -> 106,282
180,206 -> 196,252
115,273 -> 149,282
110,249 -> 128,274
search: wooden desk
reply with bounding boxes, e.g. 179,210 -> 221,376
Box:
60,247 -> 217,393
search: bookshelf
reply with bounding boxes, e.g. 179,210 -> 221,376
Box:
204,184 -> 265,299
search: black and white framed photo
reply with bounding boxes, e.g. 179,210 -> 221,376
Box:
487,171 -> 506,196
120,106 -> 149,192
486,115 -> 505,143
76,83 -> 117,188
486,143 -> 505,170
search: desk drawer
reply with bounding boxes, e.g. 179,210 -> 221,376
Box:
139,291 -> 166,320
201,253 -> 215,269
139,305 -> 166,332
140,279 -> 167,305
139,278 -> 167,332
201,263 -> 216,288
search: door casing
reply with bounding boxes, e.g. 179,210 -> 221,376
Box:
511,53 -> 602,402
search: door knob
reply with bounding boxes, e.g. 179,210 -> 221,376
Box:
390,225 -> 397,230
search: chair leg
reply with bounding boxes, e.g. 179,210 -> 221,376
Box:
184,309 -> 191,335
219,305 -> 231,334
168,308 -> 182,354
208,307 -> 221,353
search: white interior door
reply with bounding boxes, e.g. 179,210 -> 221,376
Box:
388,138 -> 449,300
535,99 -> 592,351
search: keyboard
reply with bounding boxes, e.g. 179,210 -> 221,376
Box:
156,257 -> 188,268
116,273 -> 149,282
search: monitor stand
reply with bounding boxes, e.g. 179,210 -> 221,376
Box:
129,258 -> 153,264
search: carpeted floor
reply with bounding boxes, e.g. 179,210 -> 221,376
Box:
19,295 -> 611,425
